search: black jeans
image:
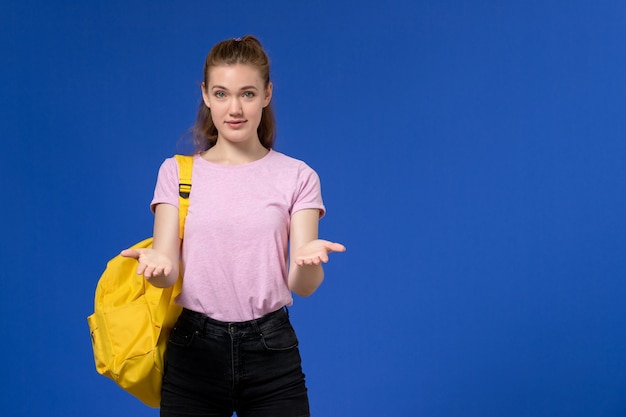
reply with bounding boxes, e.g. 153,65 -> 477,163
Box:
160,307 -> 310,417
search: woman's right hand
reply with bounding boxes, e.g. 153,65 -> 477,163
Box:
120,247 -> 174,280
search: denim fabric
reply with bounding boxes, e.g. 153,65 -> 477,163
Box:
160,307 -> 310,417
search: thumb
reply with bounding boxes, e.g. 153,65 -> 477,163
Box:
120,248 -> 143,259
325,242 -> 347,253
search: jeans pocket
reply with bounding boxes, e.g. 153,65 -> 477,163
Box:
168,324 -> 199,347
261,322 -> 299,351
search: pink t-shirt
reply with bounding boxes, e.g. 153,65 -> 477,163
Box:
151,149 -> 325,322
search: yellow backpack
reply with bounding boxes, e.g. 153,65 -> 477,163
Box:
87,155 -> 193,408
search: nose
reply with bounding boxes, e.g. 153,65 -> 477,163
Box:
228,97 -> 243,116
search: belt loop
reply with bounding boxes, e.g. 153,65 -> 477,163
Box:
251,317 -> 262,336
200,314 -> 209,336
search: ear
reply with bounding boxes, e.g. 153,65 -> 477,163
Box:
201,83 -> 210,108
263,82 -> 273,107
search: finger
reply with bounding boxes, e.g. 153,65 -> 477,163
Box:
137,262 -> 146,275
297,258 -> 313,266
162,265 -> 172,276
326,242 -> 346,253
155,264 -> 170,277
121,249 -> 141,259
143,265 -> 156,279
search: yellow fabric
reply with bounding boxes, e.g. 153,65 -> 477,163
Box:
174,154 -> 193,239
87,155 -> 193,408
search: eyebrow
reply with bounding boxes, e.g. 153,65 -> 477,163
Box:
211,85 -> 259,91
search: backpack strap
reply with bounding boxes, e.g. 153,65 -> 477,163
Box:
174,155 -> 194,240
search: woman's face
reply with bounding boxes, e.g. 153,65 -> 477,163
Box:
202,63 -> 272,146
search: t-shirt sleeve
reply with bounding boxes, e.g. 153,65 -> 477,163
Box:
151,157 -> 179,213
292,164 -> 326,218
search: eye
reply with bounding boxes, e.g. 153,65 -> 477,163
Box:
214,91 -> 226,98
243,91 -> 255,98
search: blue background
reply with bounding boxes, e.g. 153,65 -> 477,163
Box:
2,1 -> 626,416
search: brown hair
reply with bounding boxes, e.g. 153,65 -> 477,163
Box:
192,35 -> 276,152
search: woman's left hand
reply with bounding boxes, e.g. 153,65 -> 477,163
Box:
294,239 -> 346,266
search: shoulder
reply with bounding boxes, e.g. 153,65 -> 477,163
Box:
268,150 -> 318,175
155,154 -> 195,185
268,151 -> 322,202
156,157 -> 180,178
158,154 -> 198,175
159,156 -> 180,170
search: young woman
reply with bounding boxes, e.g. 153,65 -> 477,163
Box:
121,35 -> 345,417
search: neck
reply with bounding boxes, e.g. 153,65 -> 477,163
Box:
202,139 -> 269,166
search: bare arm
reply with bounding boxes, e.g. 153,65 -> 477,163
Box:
120,203 -> 181,288
288,209 -> 346,297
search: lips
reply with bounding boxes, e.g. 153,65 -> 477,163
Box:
226,120 -> 246,129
